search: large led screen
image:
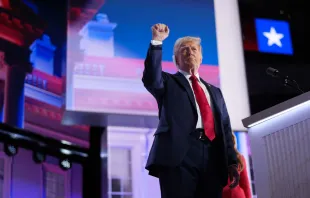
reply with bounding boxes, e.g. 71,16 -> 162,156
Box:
66,0 -> 220,115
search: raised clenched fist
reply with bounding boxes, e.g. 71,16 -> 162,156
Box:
152,23 -> 169,41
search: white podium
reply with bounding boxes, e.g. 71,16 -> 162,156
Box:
242,92 -> 310,198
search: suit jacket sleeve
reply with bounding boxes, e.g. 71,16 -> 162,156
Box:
240,155 -> 252,198
142,44 -> 168,99
218,88 -> 238,166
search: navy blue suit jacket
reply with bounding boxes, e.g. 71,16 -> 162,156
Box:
142,44 -> 237,185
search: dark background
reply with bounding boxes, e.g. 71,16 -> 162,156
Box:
238,0 -> 309,114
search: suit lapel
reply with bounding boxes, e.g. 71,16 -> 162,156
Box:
199,78 -> 221,115
174,72 -> 197,112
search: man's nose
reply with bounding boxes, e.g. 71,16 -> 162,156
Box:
184,48 -> 193,55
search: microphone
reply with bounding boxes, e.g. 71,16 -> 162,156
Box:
265,67 -> 304,94
266,67 -> 280,78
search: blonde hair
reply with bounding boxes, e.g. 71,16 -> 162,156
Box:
173,36 -> 202,55
232,132 -> 244,171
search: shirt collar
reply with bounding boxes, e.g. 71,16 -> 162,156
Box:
178,69 -> 200,82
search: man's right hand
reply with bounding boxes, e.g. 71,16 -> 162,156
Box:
152,23 -> 169,41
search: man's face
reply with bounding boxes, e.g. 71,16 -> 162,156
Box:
176,41 -> 202,72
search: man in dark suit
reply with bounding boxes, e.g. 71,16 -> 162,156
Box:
142,23 -> 240,198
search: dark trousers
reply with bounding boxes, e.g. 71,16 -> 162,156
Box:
158,130 -> 223,198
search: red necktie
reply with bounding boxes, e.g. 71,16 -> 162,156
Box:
190,75 -> 215,141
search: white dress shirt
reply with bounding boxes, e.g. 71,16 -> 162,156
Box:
150,40 -> 212,129
178,70 -> 212,129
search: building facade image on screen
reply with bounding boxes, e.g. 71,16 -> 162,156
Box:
66,0 -> 220,115
0,1 -> 91,197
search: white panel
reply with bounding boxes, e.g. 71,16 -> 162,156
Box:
263,120 -> 310,198
214,0 -> 250,131
248,101 -> 310,198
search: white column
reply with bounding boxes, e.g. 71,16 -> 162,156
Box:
214,0 -> 250,130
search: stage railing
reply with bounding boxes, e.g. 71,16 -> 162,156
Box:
0,122 -> 98,197
0,123 -> 88,163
